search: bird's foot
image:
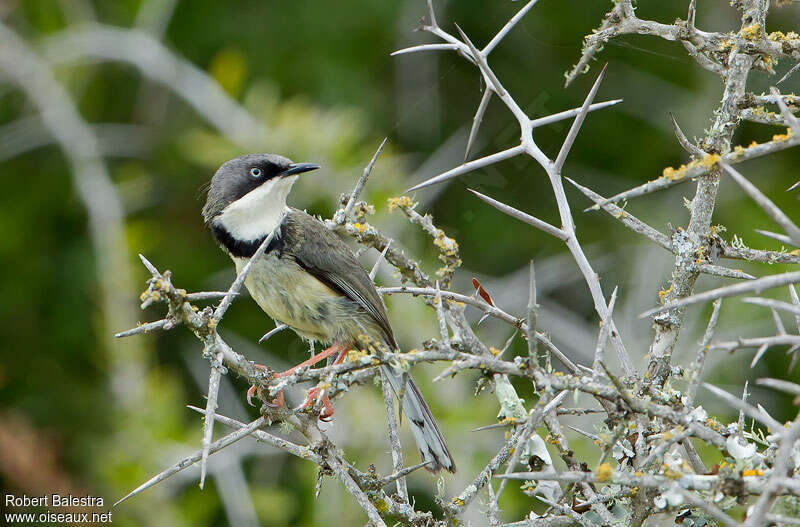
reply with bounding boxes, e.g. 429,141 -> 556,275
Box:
246,364 -> 285,408
301,385 -> 334,421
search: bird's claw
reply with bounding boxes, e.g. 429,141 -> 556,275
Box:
246,363 -> 284,408
302,386 -> 334,421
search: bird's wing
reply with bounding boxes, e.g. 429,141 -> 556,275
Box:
281,209 -> 397,348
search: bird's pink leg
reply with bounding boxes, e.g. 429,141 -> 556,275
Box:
246,343 -> 347,409
301,347 -> 348,421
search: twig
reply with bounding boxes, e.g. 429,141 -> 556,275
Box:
770,87 -> 800,138
641,271 -> 800,318
259,324 -> 288,344
200,351 -> 224,489
720,161 -> 800,247
369,242 -> 391,281
530,100 -> 622,129
555,64 -> 607,172
341,138 -> 388,221
465,88 -> 492,160
213,232 -> 275,320
467,189 -> 568,241
115,416 -> 265,506
526,260 -> 538,368
685,299 -> 722,408
380,368 -> 408,502
407,144 -> 524,191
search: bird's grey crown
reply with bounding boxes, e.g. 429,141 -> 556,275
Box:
202,153 -> 294,224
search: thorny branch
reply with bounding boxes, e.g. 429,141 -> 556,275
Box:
111,0 -> 800,525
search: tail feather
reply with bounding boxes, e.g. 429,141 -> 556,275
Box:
380,365 -> 456,473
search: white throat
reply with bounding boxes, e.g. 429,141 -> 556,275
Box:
215,176 -> 298,240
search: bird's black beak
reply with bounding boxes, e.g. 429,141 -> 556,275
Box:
280,163 -> 320,177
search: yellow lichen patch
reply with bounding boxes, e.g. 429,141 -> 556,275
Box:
742,469 -> 763,477
352,222 -> 367,233
698,153 -> 721,169
731,145 -> 747,159
662,165 -> 687,181
451,497 -> 465,507
761,55 -> 776,74
705,417 -> 723,432
433,231 -> 459,256
768,31 -> 800,42
387,195 -> 414,213
596,462 -> 613,482
662,431 -> 674,440
489,346 -> 503,357
772,127 -> 794,143
658,284 -> 674,301
662,152 -> 720,182
749,140 -> 760,148
498,416 -> 518,426
346,349 -> 368,362
695,245 -> 707,264
740,23 -> 761,41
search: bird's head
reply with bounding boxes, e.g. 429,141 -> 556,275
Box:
202,153 -> 319,239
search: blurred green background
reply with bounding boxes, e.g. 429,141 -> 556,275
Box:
2,1 -> 800,525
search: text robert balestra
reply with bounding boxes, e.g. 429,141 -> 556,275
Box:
6,494 -> 105,507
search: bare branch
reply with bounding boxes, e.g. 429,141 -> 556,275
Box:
770,87 -> 800,138
341,138 -> 388,221
526,260 -> 538,368
702,383 -> 784,432
407,144 -> 524,192
259,324 -> 288,344
529,99 -> 622,129
483,0 -> 541,55
454,23 -> 506,97
670,112 -> 704,157
369,242 -> 391,281
641,271 -> 800,318
465,89 -> 492,160
381,368 -> 407,502
115,416 -> 265,506
391,43 -> 459,56
200,351 -> 224,489
555,64 -> 607,172
566,177 -> 671,251
467,188 -> 568,241
720,161 -> 800,247
686,299 -> 722,408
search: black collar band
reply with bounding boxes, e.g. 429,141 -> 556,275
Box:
210,222 -> 282,258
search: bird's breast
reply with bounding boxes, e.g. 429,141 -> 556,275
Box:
233,253 -> 373,344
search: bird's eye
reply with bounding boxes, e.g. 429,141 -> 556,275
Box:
249,167 -> 262,178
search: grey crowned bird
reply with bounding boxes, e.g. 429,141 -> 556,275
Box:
202,153 -> 455,473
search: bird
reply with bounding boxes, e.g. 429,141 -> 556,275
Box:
202,153 -> 455,473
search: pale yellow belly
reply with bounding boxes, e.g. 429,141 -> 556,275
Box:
234,254 -> 381,346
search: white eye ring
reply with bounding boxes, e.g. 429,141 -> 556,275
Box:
249,167 -> 262,178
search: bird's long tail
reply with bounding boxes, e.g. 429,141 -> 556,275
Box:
379,365 -> 456,473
